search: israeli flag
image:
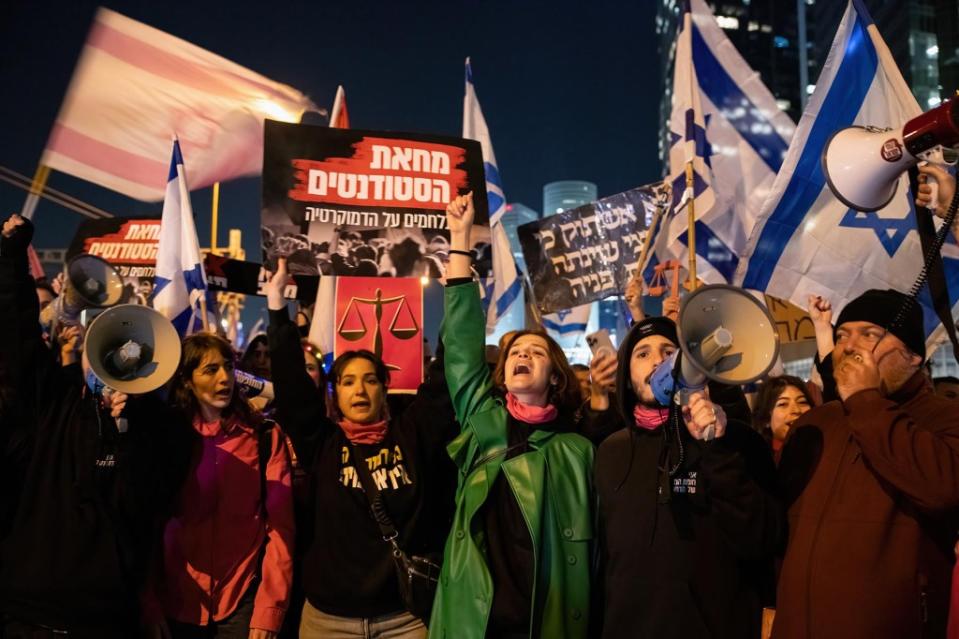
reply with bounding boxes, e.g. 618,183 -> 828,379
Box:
152,140 -> 213,336
542,303 -> 592,341
463,58 -> 522,332
656,0 -> 795,285
735,0 -> 959,349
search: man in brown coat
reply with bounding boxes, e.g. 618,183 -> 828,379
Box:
774,289 -> 959,639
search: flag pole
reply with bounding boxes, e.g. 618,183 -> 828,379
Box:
636,204 -> 664,288
210,182 -> 220,253
685,160 -> 698,290
21,164 -> 51,220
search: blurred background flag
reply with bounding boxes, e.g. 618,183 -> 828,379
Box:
463,57 -> 522,333
40,8 -> 316,202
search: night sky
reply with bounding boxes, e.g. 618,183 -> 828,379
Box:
0,0 -> 662,325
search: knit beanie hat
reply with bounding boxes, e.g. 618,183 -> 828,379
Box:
834,289 -> 925,359
615,316 -> 679,419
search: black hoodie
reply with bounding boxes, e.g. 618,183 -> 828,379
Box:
0,220 -> 192,637
590,318 -> 784,639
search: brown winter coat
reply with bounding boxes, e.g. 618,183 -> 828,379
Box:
773,372 -> 959,639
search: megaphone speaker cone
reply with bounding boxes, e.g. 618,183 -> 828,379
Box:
822,125 -> 916,212
85,304 -> 181,395
678,285 -> 780,386
66,254 -> 125,307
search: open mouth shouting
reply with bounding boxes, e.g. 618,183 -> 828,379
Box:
513,363 -> 531,376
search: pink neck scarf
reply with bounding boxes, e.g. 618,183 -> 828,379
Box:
506,392 -> 558,424
633,404 -> 669,430
338,418 -> 388,445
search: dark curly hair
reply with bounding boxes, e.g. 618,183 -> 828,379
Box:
751,375 -> 813,439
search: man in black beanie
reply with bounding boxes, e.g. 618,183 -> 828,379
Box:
586,316 -> 782,639
773,288 -> 959,639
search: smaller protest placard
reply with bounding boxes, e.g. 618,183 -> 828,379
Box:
519,183 -> 664,314
334,277 -> 423,392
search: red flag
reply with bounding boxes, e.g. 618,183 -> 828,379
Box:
330,85 -> 350,129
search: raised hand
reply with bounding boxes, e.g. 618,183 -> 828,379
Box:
446,192 -> 475,240
807,294 -> 832,327
264,257 -> 289,311
57,325 -> 83,365
2,214 -> 25,238
624,277 -> 644,322
662,296 -> 680,322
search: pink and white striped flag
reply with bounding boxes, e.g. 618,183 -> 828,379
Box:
42,8 -> 316,201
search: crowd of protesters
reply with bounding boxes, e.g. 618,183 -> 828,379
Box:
0,171 -> 957,639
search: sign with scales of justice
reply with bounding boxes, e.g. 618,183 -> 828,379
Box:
334,277 -> 424,392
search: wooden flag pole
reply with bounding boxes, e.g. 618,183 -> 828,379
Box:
210,182 -> 221,253
685,161 -> 698,290
635,204 -> 663,289
21,164 -> 51,220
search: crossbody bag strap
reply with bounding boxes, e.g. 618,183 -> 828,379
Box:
346,440 -> 400,544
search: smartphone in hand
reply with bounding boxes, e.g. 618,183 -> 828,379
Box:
586,329 -> 616,360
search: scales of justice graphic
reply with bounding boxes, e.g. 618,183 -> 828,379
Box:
336,288 -> 420,371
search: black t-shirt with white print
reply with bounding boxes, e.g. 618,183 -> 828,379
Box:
267,308 -> 457,619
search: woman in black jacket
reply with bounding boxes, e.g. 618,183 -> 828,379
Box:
264,258 -> 457,638
586,316 -> 783,639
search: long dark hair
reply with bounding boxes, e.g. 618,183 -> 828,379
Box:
751,375 -> 813,438
171,333 -> 261,427
328,350 -> 391,421
493,329 -> 580,415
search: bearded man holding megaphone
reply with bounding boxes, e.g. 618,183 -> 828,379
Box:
0,214 -> 193,638
585,286 -> 784,639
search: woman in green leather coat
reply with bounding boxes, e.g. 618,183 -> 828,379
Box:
429,194 -> 596,639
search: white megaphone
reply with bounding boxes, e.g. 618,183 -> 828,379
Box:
85,304 -> 182,396
650,285 -> 780,437
41,253 -> 125,328
822,97 -> 959,212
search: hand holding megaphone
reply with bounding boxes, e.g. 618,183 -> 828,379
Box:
916,163 -> 957,219
101,389 -> 129,433
683,390 -> 727,441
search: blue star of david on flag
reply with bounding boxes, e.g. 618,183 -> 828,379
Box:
838,207 -> 914,258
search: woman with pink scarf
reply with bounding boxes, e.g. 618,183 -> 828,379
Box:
264,259 -> 458,638
428,194 -> 596,639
